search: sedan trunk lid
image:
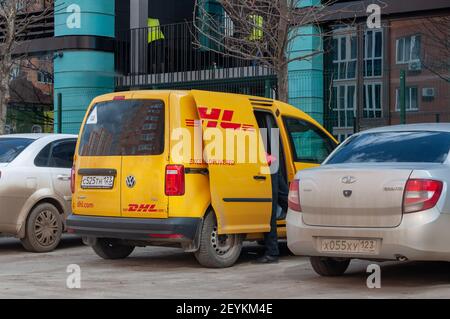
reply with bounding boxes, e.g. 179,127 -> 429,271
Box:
300,165 -> 413,228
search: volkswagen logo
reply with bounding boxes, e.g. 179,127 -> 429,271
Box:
341,176 -> 357,184
126,175 -> 136,188
343,190 -> 353,198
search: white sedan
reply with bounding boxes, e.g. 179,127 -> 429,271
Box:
287,124 -> 450,276
0,134 -> 77,252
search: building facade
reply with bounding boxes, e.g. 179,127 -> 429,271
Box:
11,0 -> 450,137
322,0 -> 450,141
5,0 -> 54,134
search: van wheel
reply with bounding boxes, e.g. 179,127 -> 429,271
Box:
21,203 -> 63,253
92,238 -> 135,260
310,257 -> 351,277
195,212 -> 243,268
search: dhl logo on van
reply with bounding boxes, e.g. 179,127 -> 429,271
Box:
125,204 -> 162,213
185,107 -> 254,131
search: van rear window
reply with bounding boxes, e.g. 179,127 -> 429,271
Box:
79,99 -> 165,156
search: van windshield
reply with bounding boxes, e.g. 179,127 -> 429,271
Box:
79,99 -> 165,156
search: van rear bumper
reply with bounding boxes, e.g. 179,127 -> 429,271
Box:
66,214 -> 202,242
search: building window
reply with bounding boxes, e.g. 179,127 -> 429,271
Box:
141,133 -> 156,141
396,35 -> 421,64
10,66 -> 20,80
138,144 -> 156,152
396,87 -> 419,111
37,71 -> 53,84
332,84 -> 356,142
15,0 -> 26,11
332,32 -> 357,80
364,30 -> 383,77
363,83 -> 383,118
142,123 -> 157,130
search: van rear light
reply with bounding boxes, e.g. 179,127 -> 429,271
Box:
403,179 -> 443,214
165,165 -> 185,196
288,179 -> 302,212
70,165 -> 76,194
113,96 -> 126,101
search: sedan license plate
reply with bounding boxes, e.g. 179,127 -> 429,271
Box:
319,238 -> 379,254
81,176 -> 114,189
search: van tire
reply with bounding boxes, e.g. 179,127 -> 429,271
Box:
92,238 -> 135,260
310,257 -> 351,276
21,203 -> 63,253
195,212 -> 243,268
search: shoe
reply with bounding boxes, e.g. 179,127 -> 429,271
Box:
252,255 -> 279,264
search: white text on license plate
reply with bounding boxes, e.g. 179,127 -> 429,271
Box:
319,238 -> 379,254
81,176 -> 114,189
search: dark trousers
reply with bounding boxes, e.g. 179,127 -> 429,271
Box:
264,172 -> 280,257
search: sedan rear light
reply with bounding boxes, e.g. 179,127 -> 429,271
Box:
403,179 -> 443,214
70,165 -> 76,194
288,179 -> 302,212
165,165 -> 185,196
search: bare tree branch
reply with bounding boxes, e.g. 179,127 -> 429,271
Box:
0,0 -> 53,134
192,0 -> 355,101
421,16 -> 450,83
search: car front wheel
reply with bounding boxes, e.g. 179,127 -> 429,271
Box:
310,256 -> 351,276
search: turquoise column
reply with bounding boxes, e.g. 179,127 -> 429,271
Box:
288,0 -> 324,124
53,0 -> 115,134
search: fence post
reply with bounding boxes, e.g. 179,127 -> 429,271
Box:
436,114 -> 440,123
399,70 -> 406,125
264,79 -> 272,98
57,93 -> 62,134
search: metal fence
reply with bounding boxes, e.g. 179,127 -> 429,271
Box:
115,21 -> 274,90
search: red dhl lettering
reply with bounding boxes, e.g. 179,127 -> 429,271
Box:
127,204 -> 157,212
185,107 -> 254,131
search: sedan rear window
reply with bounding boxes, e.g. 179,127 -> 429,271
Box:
326,131 -> 450,164
0,138 -> 34,163
79,99 -> 165,156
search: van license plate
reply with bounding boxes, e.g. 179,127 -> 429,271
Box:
81,176 -> 114,189
319,238 -> 378,254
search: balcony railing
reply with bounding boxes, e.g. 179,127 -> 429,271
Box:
0,9 -> 54,42
115,21 -> 274,89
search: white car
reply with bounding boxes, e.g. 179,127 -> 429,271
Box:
0,134 -> 77,252
287,124 -> 450,276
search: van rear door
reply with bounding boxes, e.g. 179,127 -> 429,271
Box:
76,101 -> 125,217
119,96 -> 169,219
191,90 -> 272,234
76,97 -> 168,219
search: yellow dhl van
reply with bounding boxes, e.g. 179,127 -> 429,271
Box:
67,90 -> 338,268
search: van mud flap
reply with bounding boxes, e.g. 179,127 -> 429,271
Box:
181,218 -> 203,252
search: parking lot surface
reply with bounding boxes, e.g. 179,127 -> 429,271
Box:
1,236 -> 450,299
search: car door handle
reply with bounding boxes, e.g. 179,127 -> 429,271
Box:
57,175 -> 71,181
253,175 -> 267,181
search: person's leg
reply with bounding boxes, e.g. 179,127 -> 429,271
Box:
254,173 -> 279,264
264,172 -> 280,257
263,209 -> 279,257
